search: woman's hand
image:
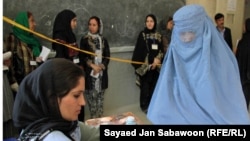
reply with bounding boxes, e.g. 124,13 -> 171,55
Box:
91,63 -> 102,75
3,59 -> 11,67
151,58 -> 161,70
36,57 -> 43,63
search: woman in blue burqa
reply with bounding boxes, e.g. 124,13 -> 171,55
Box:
147,4 -> 250,124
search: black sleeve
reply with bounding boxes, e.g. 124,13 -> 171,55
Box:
52,34 -> 69,59
131,32 -> 148,69
79,37 -> 91,67
102,38 -> 110,68
226,28 -> 233,50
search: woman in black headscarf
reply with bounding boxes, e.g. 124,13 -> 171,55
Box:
52,9 -> 79,61
236,18 -> 250,109
131,14 -> 163,113
52,9 -> 85,121
12,58 -> 99,140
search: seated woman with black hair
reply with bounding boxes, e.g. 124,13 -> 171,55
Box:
13,58 -> 99,140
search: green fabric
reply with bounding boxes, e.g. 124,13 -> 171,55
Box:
12,11 -> 41,57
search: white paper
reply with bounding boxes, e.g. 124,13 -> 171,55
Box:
48,51 -> 56,59
90,70 -> 99,78
30,61 -> 37,66
73,57 -> 80,64
3,51 -> 12,60
39,46 -> 51,61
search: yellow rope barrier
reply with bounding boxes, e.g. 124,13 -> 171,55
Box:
3,16 -> 147,65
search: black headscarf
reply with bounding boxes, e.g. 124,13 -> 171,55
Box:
52,9 -> 77,50
13,58 -> 84,140
144,14 -> 157,33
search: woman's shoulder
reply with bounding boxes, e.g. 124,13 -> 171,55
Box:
5,33 -> 17,43
80,35 -> 91,44
82,34 -> 91,39
155,31 -> 162,39
4,33 -> 25,52
78,121 -> 100,141
43,124 -> 81,141
135,31 -> 145,38
102,36 -> 109,42
80,35 -> 91,42
53,32 -> 67,41
139,30 -> 145,35
42,130 -> 72,141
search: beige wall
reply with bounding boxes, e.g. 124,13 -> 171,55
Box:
186,0 -> 245,53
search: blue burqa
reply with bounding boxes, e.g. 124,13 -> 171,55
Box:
147,4 -> 250,124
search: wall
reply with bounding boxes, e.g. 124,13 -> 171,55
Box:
186,0 -> 245,53
186,0 -> 216,18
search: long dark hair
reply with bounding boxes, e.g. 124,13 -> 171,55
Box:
13,58 -> 85,140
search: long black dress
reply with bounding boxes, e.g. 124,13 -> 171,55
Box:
236,18 -> 250,109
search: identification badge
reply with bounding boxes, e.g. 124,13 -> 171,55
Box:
30,61 -> 37,66
73,57 -> 80,64
152,44 -> 158,50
